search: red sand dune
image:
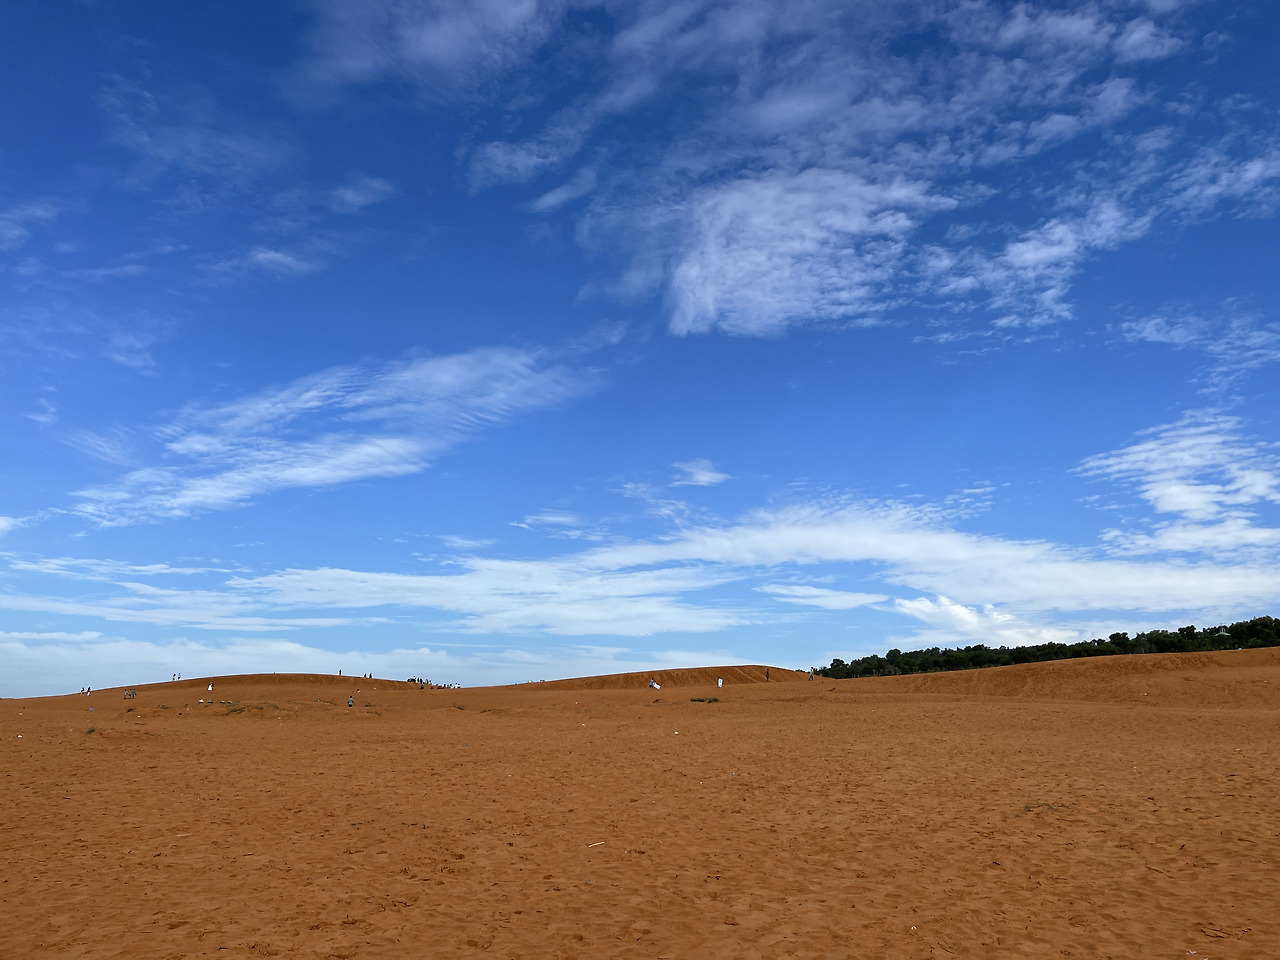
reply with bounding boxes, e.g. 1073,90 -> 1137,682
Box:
3,649 -> 1278,958
537,664 -> 809,690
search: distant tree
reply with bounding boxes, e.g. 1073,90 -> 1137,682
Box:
815,614 -> 1280,680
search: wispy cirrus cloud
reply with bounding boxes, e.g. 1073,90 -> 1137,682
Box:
71,346 -> 594,525
9,410 -> 1280,659
99,75 -> 294,188
1121,302 -> 1280,384
759,584 -> 888,610
0,200 -> 59,252
665,169 -> 957,336
891,595 -> 1082,649
205,245 -> 326,279
0,585 -> 355,633
42,487 -> 1280,638
0,629 -> 104,641
328,174 -> 396,213
671,459 -> 729,486
290,0 -> 568,99
7,555 -> 234,580
1078,411 -> 1280,558
305,0 -> 1264,339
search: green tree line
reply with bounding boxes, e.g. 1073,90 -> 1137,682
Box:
815,615 -> 1280,680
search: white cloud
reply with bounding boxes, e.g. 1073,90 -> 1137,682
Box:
0,516 -> 20,537
8,557 -> 230,580
236,560 -> 749,637
99,76 -> 293,186
668,169 -> 955,336
568,1 -> 1224,336
10,409 -> 1280,661
1112,18 -> 1183,62
71,346 -> 593,524
1166,144 -> 1280,218
516,511 -> 581,528
245,248 -> 320,274
1121,304 -> 1280,382
103,329 -> 159,372
329,174 -> 396,213
0,630 -> 104,642
994,5 -> 1114,53
439,535 -> 497,550
0,201 -> 58,251
530,168 -> 597,213
0,587 -> 355,633
287,0 -> 1272,341
974,199 -> 1153,326
293,0 -> 566,96
1078,412 -> 1280,523
892,595 -> 1082,647
63,428 -> 134,465
1079,412 -> 1280,559
760,585 -> 888,610
671,459 -> 729,486
184,484 -> 1280,638
205,244 -> 331,280
25,398 -> 57,426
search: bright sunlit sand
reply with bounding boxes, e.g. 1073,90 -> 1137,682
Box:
4,650 -> 1278,959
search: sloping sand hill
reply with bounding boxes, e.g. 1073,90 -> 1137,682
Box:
538,664 -> 809,689
3,650 -> 1277,958
876,646 -> 1280,708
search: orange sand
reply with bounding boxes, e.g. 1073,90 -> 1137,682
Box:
2,652 -> 1278,958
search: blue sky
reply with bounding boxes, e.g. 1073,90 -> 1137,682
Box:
3,0 -> 1280,695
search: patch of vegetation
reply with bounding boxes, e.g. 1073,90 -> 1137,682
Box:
126,707 -> 134,713
816,615 -> 1280,679
85,727 -> 96,735
453,703 -> 465,710
690,697 -> 719,703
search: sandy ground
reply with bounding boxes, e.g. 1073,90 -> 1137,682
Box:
2,652 -> 1278,959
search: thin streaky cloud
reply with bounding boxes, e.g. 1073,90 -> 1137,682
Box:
671,459 -> 729,486
760,585 -> 888,610
70,346 -> 595,525
0,201 -> 59,251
